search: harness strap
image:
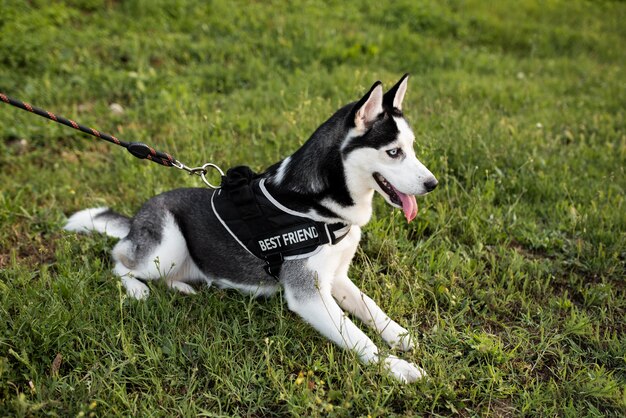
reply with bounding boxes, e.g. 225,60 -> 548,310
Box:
264,253 -> 284,278
326,223 -> 351,245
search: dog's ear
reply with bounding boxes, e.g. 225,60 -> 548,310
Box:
383,73 -> 409,111
352,81 -> 383,131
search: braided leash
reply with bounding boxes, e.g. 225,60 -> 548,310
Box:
0,93 -> 223,188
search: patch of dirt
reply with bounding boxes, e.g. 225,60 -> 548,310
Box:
507,238 -> 553,261
0,226 -> 60,269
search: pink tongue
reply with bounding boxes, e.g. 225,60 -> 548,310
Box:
397,191 -> 418,222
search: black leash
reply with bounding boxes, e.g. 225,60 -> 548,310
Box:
0,93 -> 223,187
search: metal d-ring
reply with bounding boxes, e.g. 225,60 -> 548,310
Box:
173,160 -> 225,189
199,162 -> 225,189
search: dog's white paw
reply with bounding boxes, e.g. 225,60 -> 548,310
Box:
167,280 -> 197,295
381,321 -> 415,351
383,355 -> 426,383
122,278 -> 150,300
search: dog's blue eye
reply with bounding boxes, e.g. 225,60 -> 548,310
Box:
386,148 -> 402,158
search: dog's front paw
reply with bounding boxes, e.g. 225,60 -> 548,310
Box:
383,355 -> 426,384
381,321 -> 415,351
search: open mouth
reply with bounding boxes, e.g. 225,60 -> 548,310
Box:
373,173 -> 418,222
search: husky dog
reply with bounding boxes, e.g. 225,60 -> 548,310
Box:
64,74 -> 438,383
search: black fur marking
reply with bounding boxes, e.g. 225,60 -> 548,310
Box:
94,208 -> 130,223
341,112 -> 400,155
263,103 -> 356,212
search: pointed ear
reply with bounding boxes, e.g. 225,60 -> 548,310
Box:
383,73 -> 409,111
352,81 -> 383,131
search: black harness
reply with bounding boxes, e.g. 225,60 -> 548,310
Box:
211,166 -> 350,279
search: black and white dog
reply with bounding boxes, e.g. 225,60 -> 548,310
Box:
65,74 -> 438,383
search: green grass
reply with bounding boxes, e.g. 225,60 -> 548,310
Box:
1,0 -> 625,416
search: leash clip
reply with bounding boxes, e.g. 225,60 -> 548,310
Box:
173,161 -> 225,189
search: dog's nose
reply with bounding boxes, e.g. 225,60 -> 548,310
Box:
424,178 -> 438,192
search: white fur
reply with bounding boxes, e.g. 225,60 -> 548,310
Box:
383,355 -> 426,383
271,156 -> 291,185
64,207 -> 129,239
119,275 -> 150,300
112,212 -> 206,298
213,278 -> 279,297
167,280 -> 197,295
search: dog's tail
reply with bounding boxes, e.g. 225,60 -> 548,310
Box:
64,207 -> 131,239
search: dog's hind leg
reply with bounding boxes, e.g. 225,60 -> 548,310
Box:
166,280 -> 197,295
111,211 -> 202,299
113,253 -> 198,299
113,260 -> 151,300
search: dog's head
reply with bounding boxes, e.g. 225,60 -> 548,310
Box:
341,74 -> 438,222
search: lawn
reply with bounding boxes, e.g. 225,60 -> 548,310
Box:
1,0 -> 625,416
